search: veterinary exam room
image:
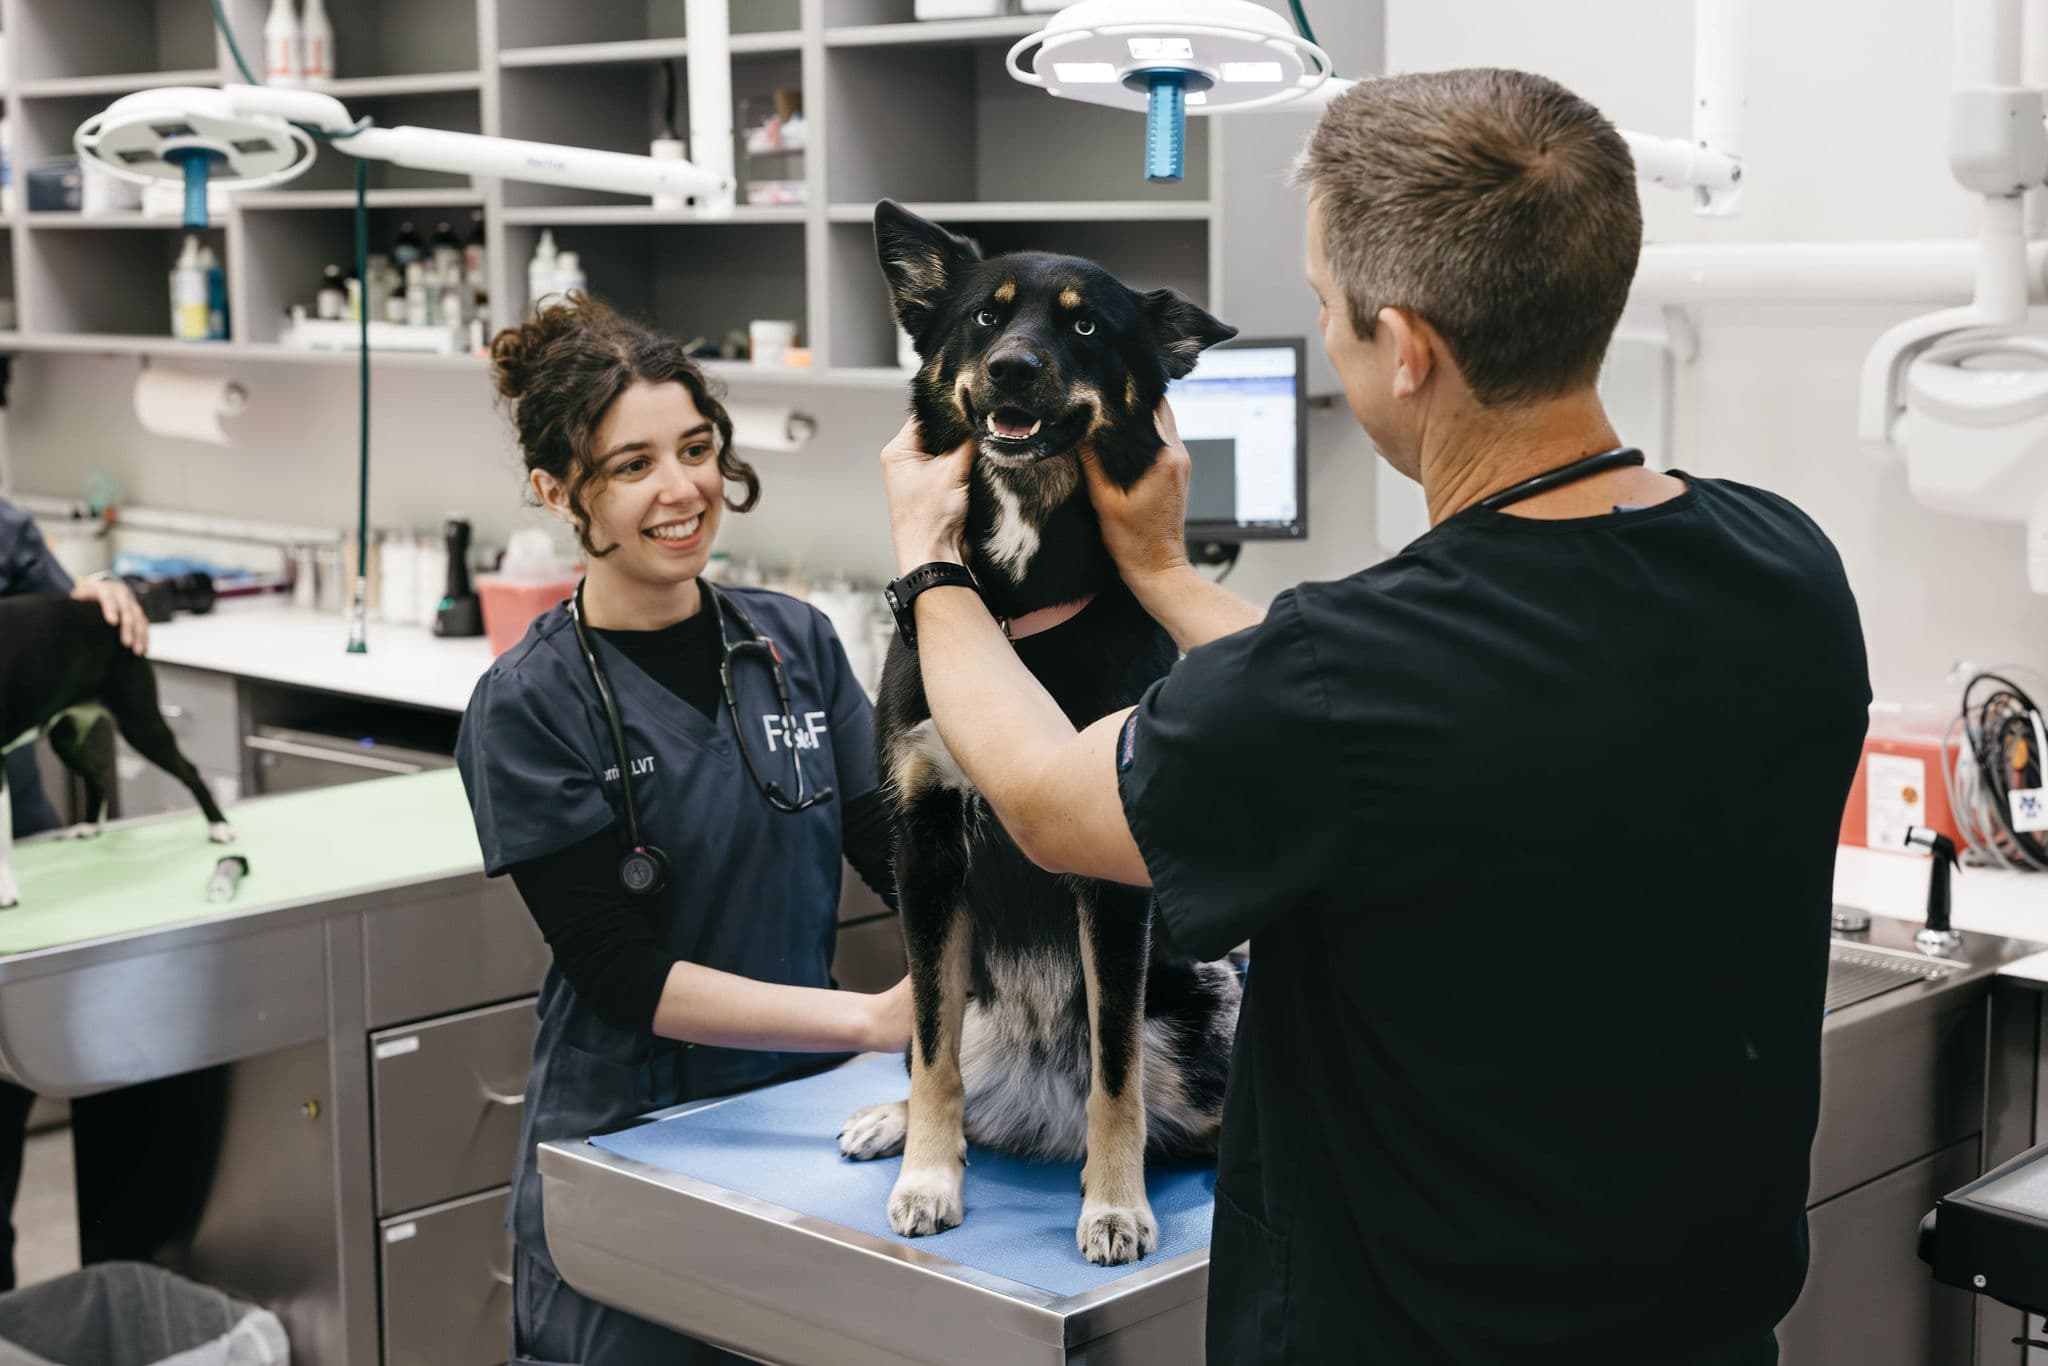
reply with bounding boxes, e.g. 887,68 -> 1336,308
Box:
4,0 -> 2048,1361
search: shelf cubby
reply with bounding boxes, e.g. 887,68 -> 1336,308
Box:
497,54 -> 803,211
497,219 -> 807,359
19,222 -> 227,338
494,0 -> 801,55
236,202 -> 488,345
11,0 -> 219,85
824,39 -> 1207,206
217,0 -> 479,83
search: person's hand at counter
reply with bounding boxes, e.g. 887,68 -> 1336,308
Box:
72,573 -> 148,654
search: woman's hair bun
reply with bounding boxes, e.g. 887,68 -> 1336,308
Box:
490,291 -> 600,402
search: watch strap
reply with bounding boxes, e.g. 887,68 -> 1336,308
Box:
884,561 -> 979,650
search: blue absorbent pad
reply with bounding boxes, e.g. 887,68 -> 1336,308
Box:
588,1054 -> 1215,1299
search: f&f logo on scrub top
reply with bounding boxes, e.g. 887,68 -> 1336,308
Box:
763,711 -> 829,753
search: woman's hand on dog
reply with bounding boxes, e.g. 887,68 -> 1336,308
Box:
1081,400 -> 1194,594
72,574 -> 148,654
865,974 -> 914,1054
880,416 -> 973,573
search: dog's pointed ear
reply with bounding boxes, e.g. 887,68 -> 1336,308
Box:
875,199 -> 980,349
1139,289 -> 1238,379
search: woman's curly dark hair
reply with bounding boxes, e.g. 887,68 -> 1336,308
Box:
490,292 -> 760,558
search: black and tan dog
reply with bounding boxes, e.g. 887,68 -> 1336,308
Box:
0,595 -> 233,908
837,201 -> 1241,1266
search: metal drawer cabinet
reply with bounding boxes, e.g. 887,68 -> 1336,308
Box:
371,999 -> 538,1217
380,1187 -> 513,1366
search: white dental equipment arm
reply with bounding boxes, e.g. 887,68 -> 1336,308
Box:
1858,0 -> 2048,447
1008,0 -> 1747,213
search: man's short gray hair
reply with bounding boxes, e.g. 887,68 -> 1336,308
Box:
1293,68 -> 1643,407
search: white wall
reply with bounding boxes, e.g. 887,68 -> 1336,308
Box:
11,0 -> 2046,702
1383,0 -> 2048,697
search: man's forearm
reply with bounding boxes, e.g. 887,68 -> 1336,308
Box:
1129,565 -> 1265,652
912,583 -> 1077,861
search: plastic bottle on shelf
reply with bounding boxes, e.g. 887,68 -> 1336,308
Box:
300,0 -> 334,81
171,235 -> 209,341
316,264 -> 346,320
405,259 -> 430,327
264,0 -> 302,87
429,220 -> 462,273
0,114 -> 13,217
199,243 -> 228,340
392,221 -> 425,269
554,251 -> 587,299
527,230 -> 559,314
464,210 -> 488,311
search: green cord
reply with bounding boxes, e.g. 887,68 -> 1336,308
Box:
1288,0 -> 1318,48
211,0 -> 257,84
349,154 -> 369,652
209,0 -> 374,650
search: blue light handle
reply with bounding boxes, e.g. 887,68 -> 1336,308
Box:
1144,71 -> 1186,184
164,149 -> 219,229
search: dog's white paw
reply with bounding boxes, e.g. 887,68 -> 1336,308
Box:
1077,1200 -> 1159,1266
59,822 -> 102,841
839,1101 -> 908,1161
0,870 -> 18,911
887,1166 -> 964,1238
208,822 -> 235,845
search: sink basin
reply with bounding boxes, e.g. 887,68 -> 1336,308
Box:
1826,941 -> 1961,1015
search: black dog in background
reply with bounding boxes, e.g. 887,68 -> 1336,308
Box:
0,595 -> 233,908
837,201 -> 1241,1266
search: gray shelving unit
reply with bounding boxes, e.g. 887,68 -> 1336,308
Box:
0,0 -> 1345,395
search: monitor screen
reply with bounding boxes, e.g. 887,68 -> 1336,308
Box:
1169,337 -> 1308,542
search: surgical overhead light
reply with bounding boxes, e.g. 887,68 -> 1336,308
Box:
1008,0 -> 1335,183
76,85 -> 734,229
1007,0 -> 1748,208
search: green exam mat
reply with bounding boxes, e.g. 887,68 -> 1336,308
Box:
4,768 -> 483,955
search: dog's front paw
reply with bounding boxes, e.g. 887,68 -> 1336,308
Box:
839,1100 -> 907,1161
1077,1200 -> 1159,1266
887,1166 -> 964,1238
208,822 -> 235,845
59,822 -> 102,841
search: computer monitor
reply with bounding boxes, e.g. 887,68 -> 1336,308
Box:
1169,337 -> 1309,544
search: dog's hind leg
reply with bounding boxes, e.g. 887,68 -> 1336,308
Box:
100,656 -> 232,841
1076,884 -> 1159,1265
46,708 -> 113,838
886,790 -> 974,1238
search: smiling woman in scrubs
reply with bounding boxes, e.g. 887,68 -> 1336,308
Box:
457,295 -> 909,1366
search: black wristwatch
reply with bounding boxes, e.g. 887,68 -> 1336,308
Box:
884,561 -> 979,650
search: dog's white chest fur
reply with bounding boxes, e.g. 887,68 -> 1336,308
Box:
981,477 -> 1040,580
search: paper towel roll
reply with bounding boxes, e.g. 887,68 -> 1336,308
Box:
134,370 -> 248,445
726,403 -> 817,453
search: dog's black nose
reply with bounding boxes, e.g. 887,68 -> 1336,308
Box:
985,347 -> 1046,392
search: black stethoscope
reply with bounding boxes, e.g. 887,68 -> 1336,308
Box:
1469,446 -> 1646,514
568,577 -> 834,897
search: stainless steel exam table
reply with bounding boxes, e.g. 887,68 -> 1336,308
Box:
539,1053 -> 1214,1365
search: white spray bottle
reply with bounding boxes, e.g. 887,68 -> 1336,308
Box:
264,0 -> 302,87
527,230 -> 559,315
300,0 -> 334,81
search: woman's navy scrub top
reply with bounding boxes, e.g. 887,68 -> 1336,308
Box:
455,585 -> 879,1281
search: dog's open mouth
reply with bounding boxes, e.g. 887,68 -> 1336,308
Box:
967,399 -> 1083,464
985,407 -> 1042,443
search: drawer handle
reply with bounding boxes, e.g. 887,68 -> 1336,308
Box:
488,1263 -> 514,1288
480,1082 -> 526,1108
243,734 -> 426,775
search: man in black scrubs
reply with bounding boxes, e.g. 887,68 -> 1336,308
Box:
877,69 -> 1871,1364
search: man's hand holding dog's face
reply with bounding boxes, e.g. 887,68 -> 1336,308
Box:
72,575 -> 148,655
880,416 -> 974,573
1082,400 -> 1193,594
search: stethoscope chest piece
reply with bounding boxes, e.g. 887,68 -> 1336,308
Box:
618,845 -> 669,897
